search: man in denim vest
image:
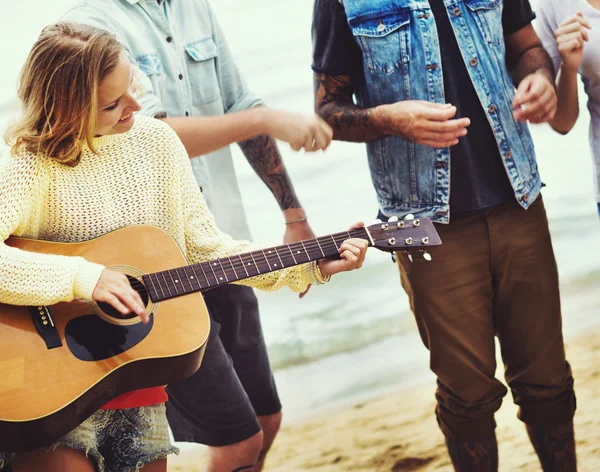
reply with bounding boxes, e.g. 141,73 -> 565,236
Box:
62,1 -> 333,471
312,0 -> 576,469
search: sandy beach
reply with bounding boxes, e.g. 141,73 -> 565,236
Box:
168,325 -> 600,472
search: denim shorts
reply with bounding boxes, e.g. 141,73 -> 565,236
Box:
1,404 -> 178,472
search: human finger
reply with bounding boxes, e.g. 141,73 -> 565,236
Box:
312,123 -> 330,151
422,105 -> 458,121
347,221 -> 365,230
514,87 -> 556,122
421,129 -> 468,143
339,249 -> 359,265
302,130 -> 316,152
557,30 -> 586,49
103,293 -> 130,315
513,76 -> 533,109
556,21 -> 590,42
425,117 -> 471,132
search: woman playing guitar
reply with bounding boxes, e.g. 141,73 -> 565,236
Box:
0,23 -> 368,472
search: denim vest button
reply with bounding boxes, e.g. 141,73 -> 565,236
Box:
470,57 -> 478,67
488,105 -> 496,113
504,151 -> 512,159
166,36 -> 173,43
179,73 -> 183,80
377,22 -> 385,32
523,193 -> 529,202
452,7 -> 461,16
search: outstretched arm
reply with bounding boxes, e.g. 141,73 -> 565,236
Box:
160,108 -> 331,159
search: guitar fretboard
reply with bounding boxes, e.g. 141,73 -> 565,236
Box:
143,227 -> 370,303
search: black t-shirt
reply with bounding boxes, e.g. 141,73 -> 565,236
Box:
312,0 -> 535,213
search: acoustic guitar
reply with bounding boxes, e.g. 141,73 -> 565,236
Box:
0,217 -> 440,451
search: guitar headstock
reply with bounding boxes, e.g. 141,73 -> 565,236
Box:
366,216 -> 441,254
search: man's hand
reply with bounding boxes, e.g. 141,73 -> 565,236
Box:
371,100 -> 470,148
555,12 -> 591,72
262,109 -> 333,152
513,70 -> 558,123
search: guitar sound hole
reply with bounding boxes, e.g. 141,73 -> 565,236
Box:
96,275 -> 149,320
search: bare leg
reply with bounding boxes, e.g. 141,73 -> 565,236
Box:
255,412 -> 282,472
12,448 -> 95,472
139,457 -> 167,472
205,430 -> 263,472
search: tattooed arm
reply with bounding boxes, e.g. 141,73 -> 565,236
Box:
238,133 -> 315,242
314,72 -> 471,147
314,73 -> 382,142
238,134 -> 301,211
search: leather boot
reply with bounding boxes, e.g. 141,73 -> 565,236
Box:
445,435 -> 499,472
526,421 -> 577,472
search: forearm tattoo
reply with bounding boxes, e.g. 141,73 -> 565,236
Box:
314,73 -> 381,142
238,134 -> 301,210
314,73 -> 371,128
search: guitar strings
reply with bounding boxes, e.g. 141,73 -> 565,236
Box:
30,229 -> 375,314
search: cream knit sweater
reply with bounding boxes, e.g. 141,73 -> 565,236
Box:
0,116 -> 316,307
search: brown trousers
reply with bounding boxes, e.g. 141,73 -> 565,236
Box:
396,197 -> 575,441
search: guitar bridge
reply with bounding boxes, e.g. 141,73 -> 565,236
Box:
28,306 -> 62,349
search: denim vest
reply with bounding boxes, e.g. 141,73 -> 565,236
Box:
342,0 -> 541,222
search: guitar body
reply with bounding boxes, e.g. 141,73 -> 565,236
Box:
0,226 -> 210,452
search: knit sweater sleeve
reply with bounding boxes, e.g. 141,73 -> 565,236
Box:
0,153 -> 105,306
168,131 -> 314,293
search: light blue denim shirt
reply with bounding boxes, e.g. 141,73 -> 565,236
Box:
342,0 -> 542,223
62,0 -> 262,240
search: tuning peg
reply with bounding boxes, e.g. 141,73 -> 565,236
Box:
390,252 -> 397,264
404,214 -> 415,221
388,216 -> 399,222
422,251 -> 432,262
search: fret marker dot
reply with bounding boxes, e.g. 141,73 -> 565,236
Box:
219,277 -> 223,281
274,264 -> 278,267
297,251 -> 301,254
268,251 -> 272,254
214,263 -> 217,266
175,280 -> 179,283
190,276 -> 194,279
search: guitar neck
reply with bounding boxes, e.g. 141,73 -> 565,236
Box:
142,227 -> 371,303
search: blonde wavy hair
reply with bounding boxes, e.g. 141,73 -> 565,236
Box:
4,22 -> 122,166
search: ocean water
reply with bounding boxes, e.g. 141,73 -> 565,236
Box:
1,0 -> 599,417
